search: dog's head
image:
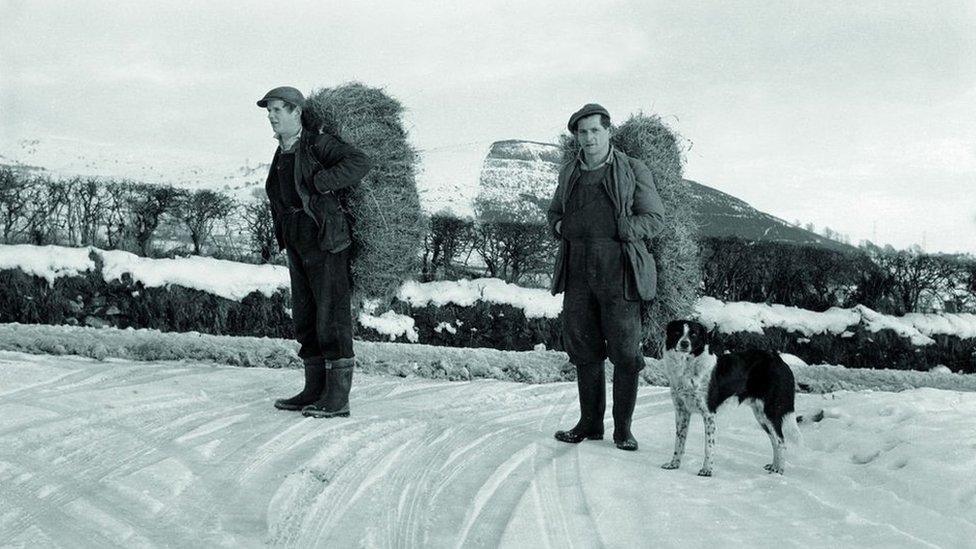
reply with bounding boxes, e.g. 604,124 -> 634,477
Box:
665,320 -> 710,356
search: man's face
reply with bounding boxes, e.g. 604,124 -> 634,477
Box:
575,114 -> 611,160
266,99 -> 302,136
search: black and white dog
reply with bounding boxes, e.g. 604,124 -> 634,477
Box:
660,320 -> 798,476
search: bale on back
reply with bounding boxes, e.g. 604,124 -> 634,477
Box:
560,112 -> 700,353
303,83 -> 425,309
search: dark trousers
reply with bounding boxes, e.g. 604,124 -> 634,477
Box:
283,211 -> 354,363
562,240 -> 644,372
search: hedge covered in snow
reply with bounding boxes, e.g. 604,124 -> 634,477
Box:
0,245 -> 292,337
1,244 -> 974,373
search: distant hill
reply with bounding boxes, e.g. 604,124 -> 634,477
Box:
476,139 -> 858,253
683,179 -> 858,253
475,140 -> 560,223
0,136 -> 269,202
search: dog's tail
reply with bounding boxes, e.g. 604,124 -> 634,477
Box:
796,409 -> 825,425
782,412 -> 804,447
787,409 -> 827,448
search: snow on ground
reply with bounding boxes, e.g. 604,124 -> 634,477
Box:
0,350 -> 974,547
5,322 -> 976,393
4,244 -> 976,343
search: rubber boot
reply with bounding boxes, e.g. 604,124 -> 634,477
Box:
302,358 -> 354,418
274,361 -> 327,411
554,362 -> 606,443
612,367 -> 640,451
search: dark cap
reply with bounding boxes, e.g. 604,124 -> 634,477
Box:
568,103 -> 611,132
256,86 -> 306,109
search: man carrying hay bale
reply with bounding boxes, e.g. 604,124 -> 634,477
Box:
548,103 -> 665,451
257,86 -> 371,418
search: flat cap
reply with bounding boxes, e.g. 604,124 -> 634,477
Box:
568,103 -> 611,132
256,86 -> 306,108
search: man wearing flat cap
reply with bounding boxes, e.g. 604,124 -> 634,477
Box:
257,86 -> 371,418
548,103 -> 665,451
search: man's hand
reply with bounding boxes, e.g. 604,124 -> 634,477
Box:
555,220 -> 562,235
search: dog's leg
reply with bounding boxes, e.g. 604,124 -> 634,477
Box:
766,434 -> 786,474
661,405 -> 690,470
698,413 -> 716,477
750,402 -> 786,474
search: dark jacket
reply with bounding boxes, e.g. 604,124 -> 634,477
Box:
547,148 -> 666,301
265,132 -> 371,253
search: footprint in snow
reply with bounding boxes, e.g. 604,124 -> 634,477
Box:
889,457 -> 909,470
850,448 -> 881,465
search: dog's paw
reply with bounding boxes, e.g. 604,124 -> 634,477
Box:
661,460 -> 681,470
764,463 -> 784,474
697,467 -> 713,477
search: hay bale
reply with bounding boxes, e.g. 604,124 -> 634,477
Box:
304,83 -> 425,307
560,112 -> 700,353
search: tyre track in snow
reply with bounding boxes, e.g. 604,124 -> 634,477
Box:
407,382 -> 587,548
0,357 -> 338,546
2,352 -> 974,547
0,362 -> 269,545
513,383 -> 606,549
260,378 -> 608,548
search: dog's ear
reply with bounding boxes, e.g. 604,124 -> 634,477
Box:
694,321 -> 712,345
706,326 -> 725,354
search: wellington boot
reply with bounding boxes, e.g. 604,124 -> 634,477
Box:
303,358 -> 354,418
612,367 -> 640,451
275,361 -> 327,411
554,362 -> 606,443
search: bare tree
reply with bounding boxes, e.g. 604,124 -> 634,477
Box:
127,184 -> 186,256
472,221 -> 503,278
964,261 -> 976,312
175,189 -> 235,255
67,177 -> 110,246
422,214 -> 475,281
23,174 -> 70,245
103,180 -> 141,250
0,167 -> 32,243
939,257 -> 976,313
874,249 -> 958,313
240,200 -> 277,263
472,220 -> 553,284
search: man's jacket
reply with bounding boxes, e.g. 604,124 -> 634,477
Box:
265,132 -> 371,253
547,148 -> 666,301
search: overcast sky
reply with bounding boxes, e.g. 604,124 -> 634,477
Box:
2,1 -> 974,254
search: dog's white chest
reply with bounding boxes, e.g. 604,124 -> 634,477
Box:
664,352 -> 715,412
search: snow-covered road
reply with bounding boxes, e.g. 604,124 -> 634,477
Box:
1,351 -> 974,548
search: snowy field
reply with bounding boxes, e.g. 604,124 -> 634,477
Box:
1,350 -> 974,548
